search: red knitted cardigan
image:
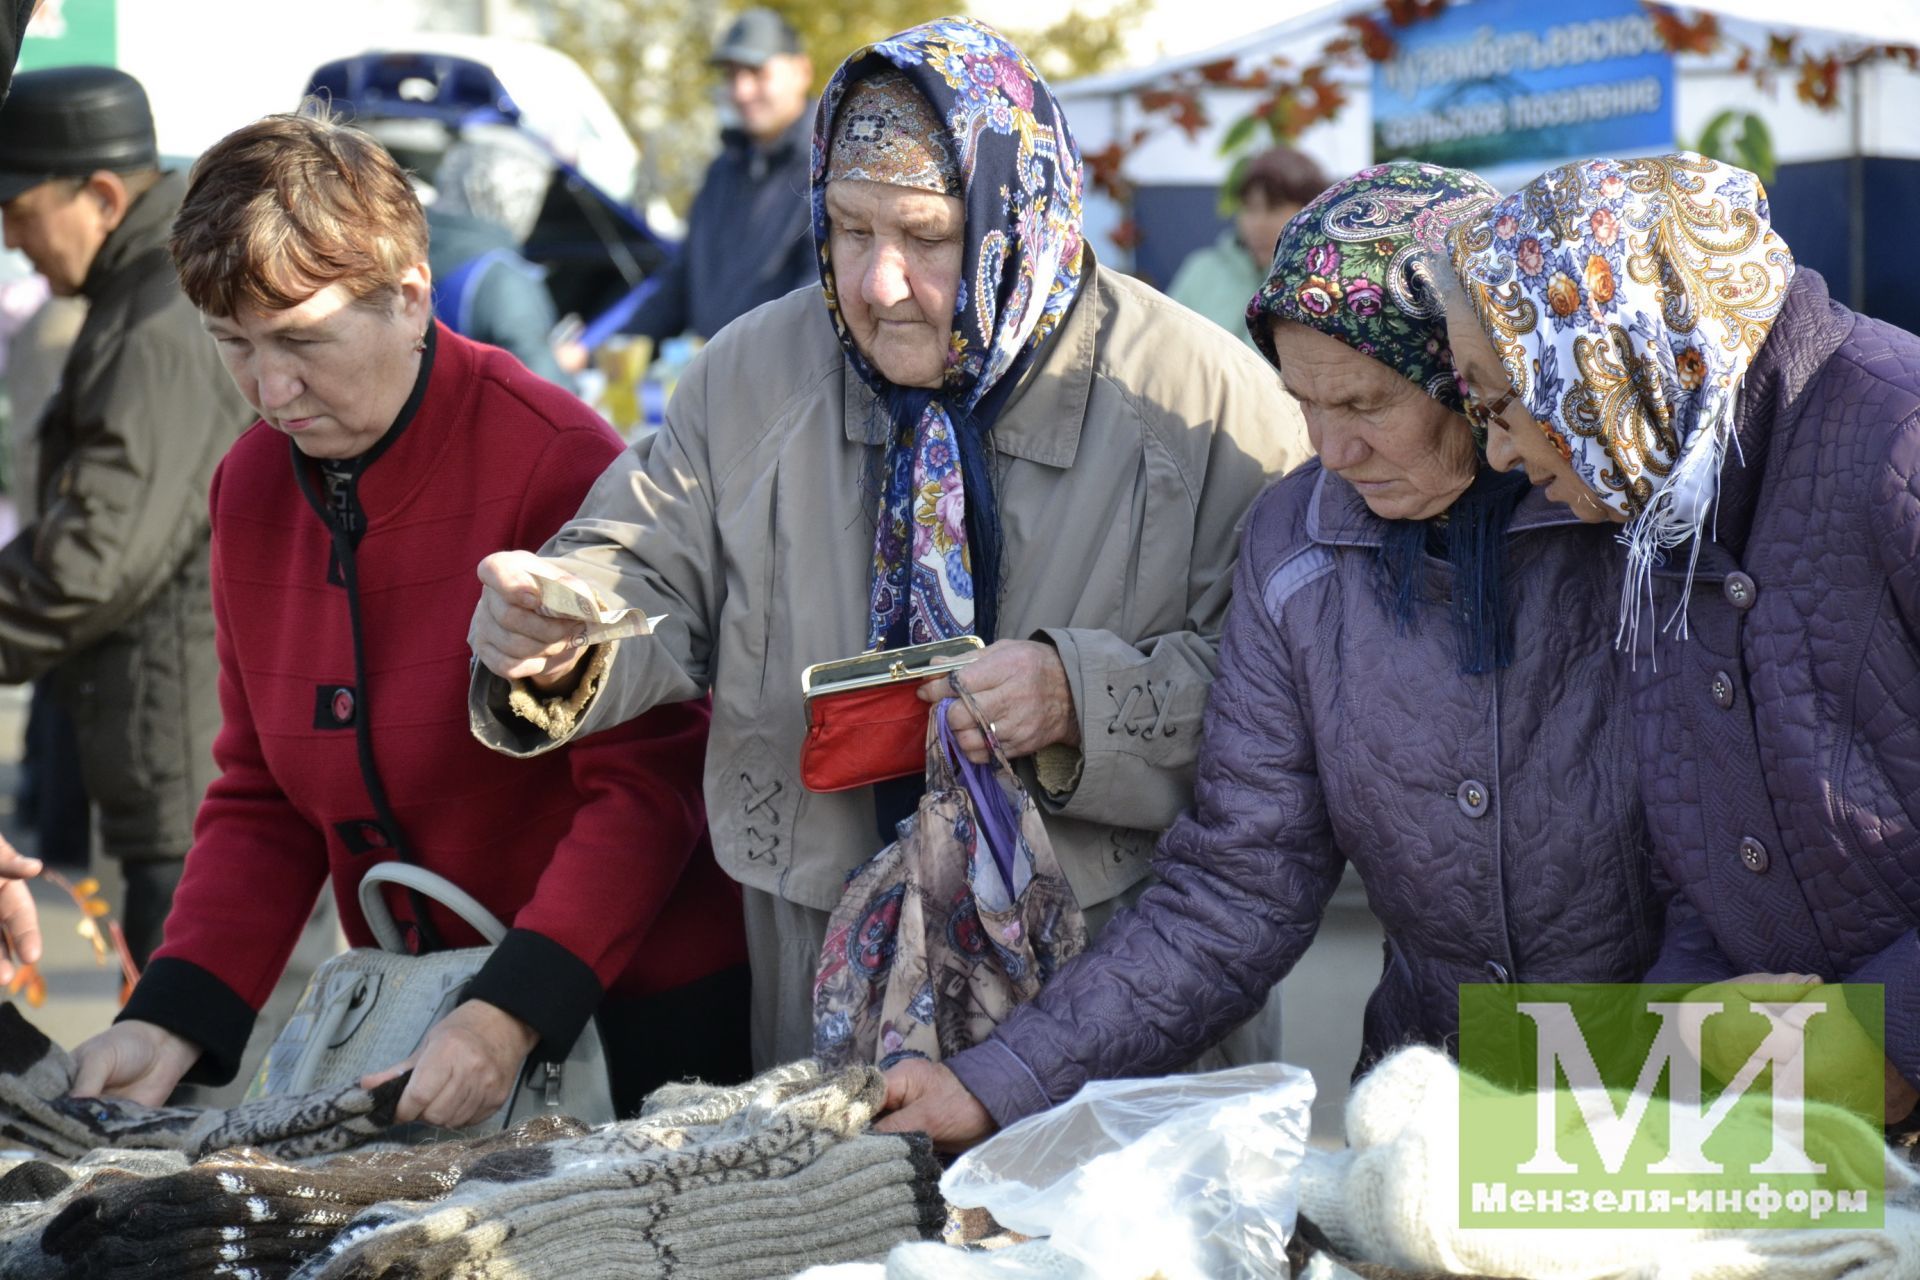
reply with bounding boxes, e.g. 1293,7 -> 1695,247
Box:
122,325 -> 745,1081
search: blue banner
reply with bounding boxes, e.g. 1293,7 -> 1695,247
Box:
1371,0 -> 1673,173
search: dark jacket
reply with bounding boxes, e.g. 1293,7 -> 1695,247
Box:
426,208 -> 565,383
627,113 -> 814,341
0,0 -> 28,103
1638,268 -> 1920,1085
0,171 -> 251,861
947,463 -> 1661,1126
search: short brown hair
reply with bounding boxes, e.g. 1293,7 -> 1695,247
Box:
1236,146 -> 1330,211
171,103 -> 427,317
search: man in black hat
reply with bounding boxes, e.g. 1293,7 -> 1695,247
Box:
0,66 -> 252,967
623,7 -> 816,343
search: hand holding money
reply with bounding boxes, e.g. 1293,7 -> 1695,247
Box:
471,551 -> 664,689
527,564 -> 662,644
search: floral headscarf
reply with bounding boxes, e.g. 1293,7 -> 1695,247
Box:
1247,161 -> 1499,412
1249,162 -> 1527,676
812,18 -> 1085,649
1449,153 -> 1795,647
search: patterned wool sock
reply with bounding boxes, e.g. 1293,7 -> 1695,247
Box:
295,1062 -> 944,1280
0,1149 -> 194,1280
38,1114 -> 590,1280
0,1001 -> 410,1161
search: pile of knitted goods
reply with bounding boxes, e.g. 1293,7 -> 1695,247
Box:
0,1004 -> 405,1163
0,1004 -> 943,1278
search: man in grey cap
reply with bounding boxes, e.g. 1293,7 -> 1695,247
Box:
0,66 -> 252,968
624,7 -> 815,342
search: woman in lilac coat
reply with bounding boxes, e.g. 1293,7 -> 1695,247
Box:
1445,152 -> 1920,1130
876,163 -> 1663,1148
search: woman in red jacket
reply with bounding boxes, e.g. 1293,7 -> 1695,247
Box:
68,107 -> 749,1126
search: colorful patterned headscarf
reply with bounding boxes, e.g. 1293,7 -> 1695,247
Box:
1248,161 -> 1499,412
812,18 -> 1085,648
825,71 -> 960,194
1449,153 -> 1795,648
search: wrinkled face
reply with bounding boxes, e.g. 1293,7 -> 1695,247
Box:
1267,319 -> 1476,521
723,53 -> 814,143
203,270 -> 433,460
826,179 -> 964,390
1441,295 -> 1623,524
2,177 -> 115,296
1236,191 -> 1302,268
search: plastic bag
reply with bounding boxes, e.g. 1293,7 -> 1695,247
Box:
939,1063 -> 1315,1280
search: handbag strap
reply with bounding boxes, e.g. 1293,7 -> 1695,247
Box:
935,695 -> 1024,901
357,863 -> 509,953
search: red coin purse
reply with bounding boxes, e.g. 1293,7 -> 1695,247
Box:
799,637 -> 984,793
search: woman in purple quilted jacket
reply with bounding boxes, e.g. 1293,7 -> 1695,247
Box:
1443,152 -> 1920,1128
876,163 -> 1665,1148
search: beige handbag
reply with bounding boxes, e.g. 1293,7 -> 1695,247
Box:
248,863 -> 617,1132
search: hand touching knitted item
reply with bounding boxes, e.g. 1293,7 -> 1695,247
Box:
0,1003 -> 408,1161
36,1114 -> 590,1280
296,1061 -> 944,1280
1299,1046 -> 1920,1280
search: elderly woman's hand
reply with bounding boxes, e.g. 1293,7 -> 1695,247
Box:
873,1059 -> 996,1153
362,999 -> 538,1129
917,639 -> 1079,764
0,840 -> 43,985
471,550 -> 595,692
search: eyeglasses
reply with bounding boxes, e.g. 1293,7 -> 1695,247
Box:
1454,372 -> 1521,434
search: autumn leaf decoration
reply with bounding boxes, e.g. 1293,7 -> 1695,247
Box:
5,870 -> 141,1008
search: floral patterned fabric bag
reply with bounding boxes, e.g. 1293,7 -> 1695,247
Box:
812,691 -> 1088,1069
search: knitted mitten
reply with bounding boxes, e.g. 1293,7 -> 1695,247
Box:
0,1003 -> 408,1161
296,1061 -> 945,1280
38,1114 -> 590,1280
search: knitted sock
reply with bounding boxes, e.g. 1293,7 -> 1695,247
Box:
296,1062 -> 944,1280
0,1002 -> 409,1161
0,1149 -> 195,1280
38,1114 -> 589,1280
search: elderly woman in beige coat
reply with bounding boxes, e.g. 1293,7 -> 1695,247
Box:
467,19 -> 1309,1066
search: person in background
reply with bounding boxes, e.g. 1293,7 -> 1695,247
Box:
65,106 -> 748,1126
467,19 -> 1312,1071
1,279 -> 91,871
1167,145 -> 1328,350
427,124 -> 567,384
624,7 -> 815,343
0,67 -> 253,965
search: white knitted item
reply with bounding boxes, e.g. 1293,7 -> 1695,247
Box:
1300,1047 -> 1920,1280
885,1239 -> 1090,1279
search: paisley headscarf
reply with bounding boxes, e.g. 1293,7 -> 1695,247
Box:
1249,161 -> 1527,675
1248,161 -> 1499,415
1449,153 -> 1795,649
812,18 -> 1085,649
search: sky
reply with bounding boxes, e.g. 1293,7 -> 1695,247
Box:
968,0 -> 1335,67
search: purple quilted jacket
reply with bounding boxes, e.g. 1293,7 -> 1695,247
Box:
1637,268 -> 1920,1085
948,461 -> 1661,1126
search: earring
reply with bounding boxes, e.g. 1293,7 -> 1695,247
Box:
413,332 -> 428,354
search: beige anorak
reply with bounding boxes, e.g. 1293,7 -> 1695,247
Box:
471,262 -> 1311,910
